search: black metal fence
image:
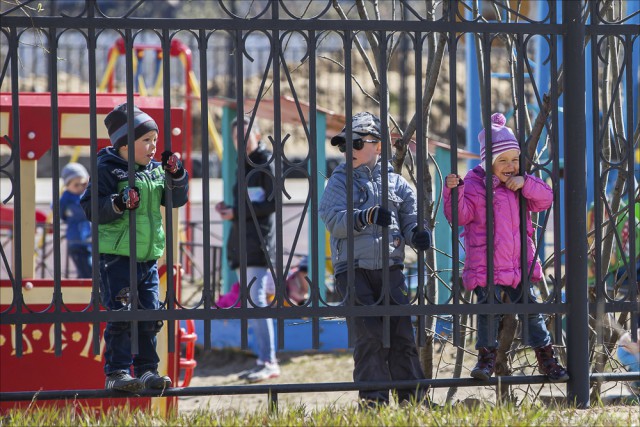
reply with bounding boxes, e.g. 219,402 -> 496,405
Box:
0,0 -> 638,410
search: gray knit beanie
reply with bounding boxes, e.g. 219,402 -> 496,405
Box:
61,162 -> 89,186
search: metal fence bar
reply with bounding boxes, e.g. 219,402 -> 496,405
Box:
48,25 -> 64,357
1,374 -> 574,402
87,0 -> 102,357
563,0 -> 590,409
198,28 -> 214,350
161,27 -> 176,354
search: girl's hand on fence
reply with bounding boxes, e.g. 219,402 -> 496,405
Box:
445,174 -> 463,189
505,176 -> 524,191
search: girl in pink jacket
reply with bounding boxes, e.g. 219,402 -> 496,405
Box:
444,113 -> 568,383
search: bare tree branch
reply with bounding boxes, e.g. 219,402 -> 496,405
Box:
393,27 -> 447,174
331,0 -> 381,91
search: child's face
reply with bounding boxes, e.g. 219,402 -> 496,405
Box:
343,133 -> 381,169
491,149 -> 520,183
232,124 -> 260,155
66,176 -> 88,195
120,130 -> 158,166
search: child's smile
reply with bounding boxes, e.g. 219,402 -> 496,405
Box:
492,149 -> 520,183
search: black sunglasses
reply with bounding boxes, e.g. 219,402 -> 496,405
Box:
338,139 -> 380,153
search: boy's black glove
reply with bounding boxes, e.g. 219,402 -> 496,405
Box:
411,228 -> 432,250
161,150 -> 184,177
113,186 -> 140,211
357,205 -> 392,228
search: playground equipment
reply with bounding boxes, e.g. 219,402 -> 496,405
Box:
0,92 -> 195,415
100,37 -> 223,171
0,267 -> 196,415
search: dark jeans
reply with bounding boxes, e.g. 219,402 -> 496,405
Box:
99,254 -> 162,377
335,268 -> 425,404
473,284 -> 552,350
68,244 -> 92,278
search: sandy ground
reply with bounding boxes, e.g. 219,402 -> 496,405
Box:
178,346 -> 639,415
179,349 -> 359,413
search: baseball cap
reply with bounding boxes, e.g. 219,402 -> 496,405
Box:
330,112 -> 382,146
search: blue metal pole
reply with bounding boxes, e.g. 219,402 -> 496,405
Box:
465,5 -> 481,168
557,1 -> 566,262
434,146 -> 452,304
310,112 -> 327,301
534,0 -> 552,263
628,0 -> 640,181
535,1 -> 551,106
585,11 -> 595,207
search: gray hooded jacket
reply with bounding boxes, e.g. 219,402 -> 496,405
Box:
319,160 -> 419,275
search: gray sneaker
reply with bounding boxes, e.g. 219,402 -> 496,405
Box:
105,371 -> 144,393
245,362 -> 280,383
238,364 -> 264,380
139,371 -> 172,390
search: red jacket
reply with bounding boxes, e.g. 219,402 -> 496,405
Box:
443,166 -> 553,290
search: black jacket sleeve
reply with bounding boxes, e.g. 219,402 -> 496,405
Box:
80,166 -> 124,225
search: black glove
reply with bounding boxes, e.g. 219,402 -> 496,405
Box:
411,228 -> 432,250
357,205 -> 392,228
161,150 -> 184,177
113,186 -> 140,211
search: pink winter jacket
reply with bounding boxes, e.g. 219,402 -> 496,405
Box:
443,166 -> 553,290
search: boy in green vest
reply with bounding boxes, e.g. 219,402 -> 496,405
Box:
81,103 -> 189,392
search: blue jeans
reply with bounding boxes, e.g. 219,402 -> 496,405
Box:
239,267 -> 276,364
473,284 -> 552,350
68,244 -> 92,278
617,341 -> 640,391
99,254 -> 162,376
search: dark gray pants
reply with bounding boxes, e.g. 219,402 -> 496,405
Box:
335,268 -> 425,404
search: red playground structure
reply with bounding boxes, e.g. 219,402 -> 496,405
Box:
0,92 -> 196,415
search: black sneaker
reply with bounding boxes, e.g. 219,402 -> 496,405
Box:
140,371 -> 172,390
105,371 -> 144,393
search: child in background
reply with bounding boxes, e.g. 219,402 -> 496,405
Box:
617,328 -> 640,394
285,256 -> 310,306
443,112 -> 568,382
81,103 -> 189,392
60,162 -> 91,278
216,116 -> 279,383
319,112 -> 432,408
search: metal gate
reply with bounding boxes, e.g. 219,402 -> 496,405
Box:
0,0 -> 638,409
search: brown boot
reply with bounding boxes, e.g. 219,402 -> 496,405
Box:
534,344 -> 570,382
470,347 -> 497,380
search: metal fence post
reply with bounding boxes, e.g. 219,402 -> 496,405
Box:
562,0 -> 590,408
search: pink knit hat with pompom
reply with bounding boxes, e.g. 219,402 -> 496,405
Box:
477,113 -> 520,165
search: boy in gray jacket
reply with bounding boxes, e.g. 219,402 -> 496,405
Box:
319,112 -> 432,408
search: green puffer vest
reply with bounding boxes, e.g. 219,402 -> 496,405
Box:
98,166 -> 166,261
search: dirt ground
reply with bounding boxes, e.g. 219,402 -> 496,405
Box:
179,348 -> 359,413
178,347 -> 639,415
